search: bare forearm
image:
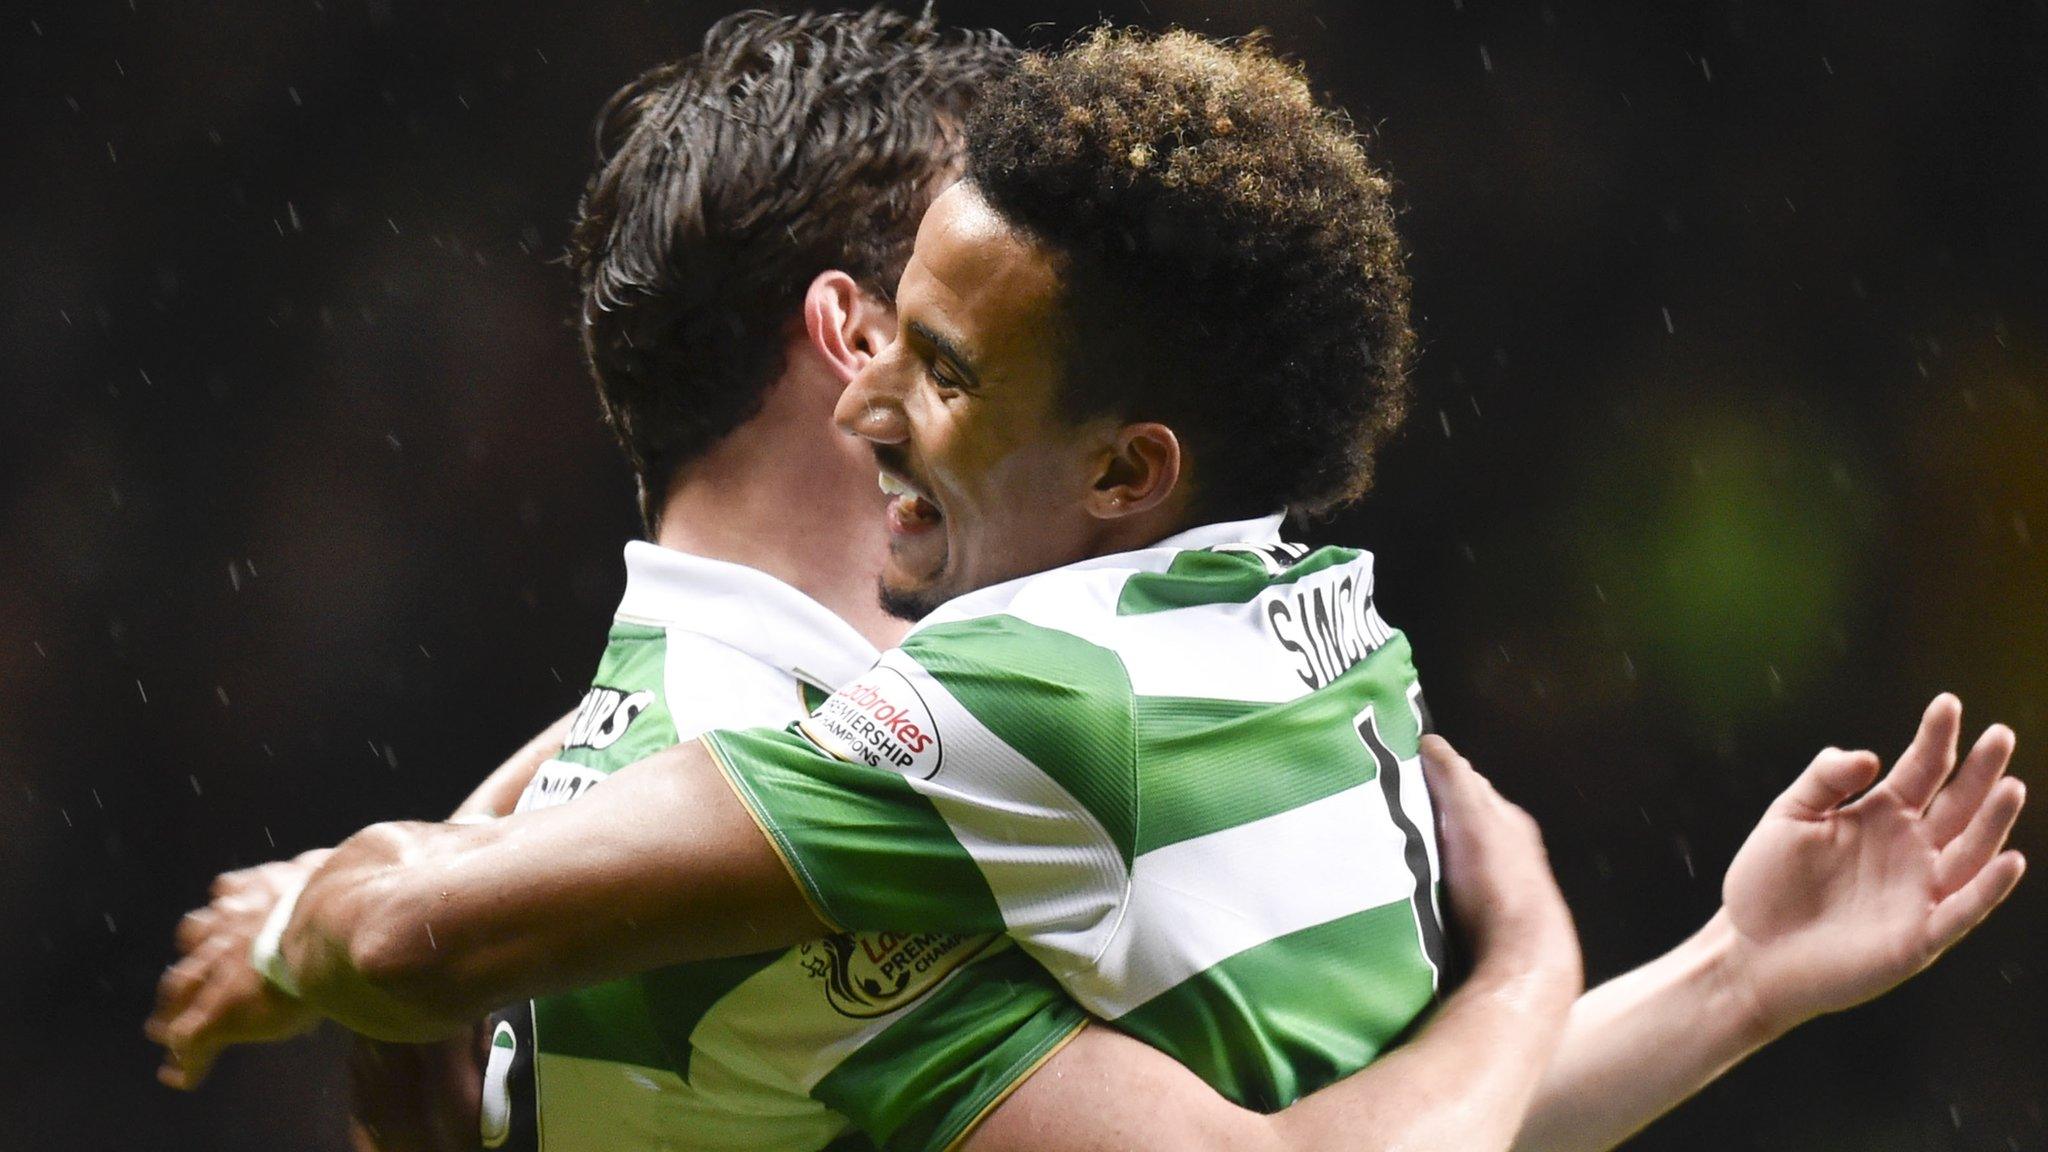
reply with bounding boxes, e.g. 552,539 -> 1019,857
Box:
1266,960 -> 1579,1152
970,952 -> 1577,1152
1512,913 -> 1775,1152
273,744 -> 825,1039
279,821 -> 491,1041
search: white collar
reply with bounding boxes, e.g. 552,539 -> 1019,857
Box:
613,541 -> 878,691
906,512 -> 1294,633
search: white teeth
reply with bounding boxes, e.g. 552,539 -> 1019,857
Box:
879,472 -> 914,498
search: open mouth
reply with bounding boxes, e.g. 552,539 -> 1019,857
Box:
878,469 -> 943,534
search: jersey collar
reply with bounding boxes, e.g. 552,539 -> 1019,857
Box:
613,541 -> 879,692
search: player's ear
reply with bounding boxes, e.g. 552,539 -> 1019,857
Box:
1087,422 -> 1183,521
802,270 -> 894,384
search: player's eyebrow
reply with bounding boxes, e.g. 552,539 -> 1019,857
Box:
907,320 -> 983,390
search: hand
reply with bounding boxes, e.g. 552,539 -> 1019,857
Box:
1422,735 -> 1583,994
146,852 -> 330,1089
1721,694 -> 2028,1038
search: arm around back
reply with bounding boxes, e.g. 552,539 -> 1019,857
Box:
280,738 -> 832,1040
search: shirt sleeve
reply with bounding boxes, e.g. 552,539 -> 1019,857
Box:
811,940 -> 1088,1152
704,615 -> 1138,974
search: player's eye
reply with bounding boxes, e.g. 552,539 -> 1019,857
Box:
926,362 -> 966,395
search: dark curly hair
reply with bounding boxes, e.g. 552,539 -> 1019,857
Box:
570,8 -> 1013,530
966,29 -> 1413,518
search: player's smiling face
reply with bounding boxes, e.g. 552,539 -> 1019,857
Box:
834,182 -> 1126,620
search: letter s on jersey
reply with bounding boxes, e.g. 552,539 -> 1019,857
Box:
561,686 -> 655,752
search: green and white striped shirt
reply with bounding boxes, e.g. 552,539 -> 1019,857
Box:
708,515 -> 1446,1110
489,543 -> 1083,1152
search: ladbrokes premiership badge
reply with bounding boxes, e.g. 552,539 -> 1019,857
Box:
798,931 -> 987,1018
797,665 -> 945,779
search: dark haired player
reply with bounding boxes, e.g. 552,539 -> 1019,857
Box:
159,12 -> 1088,1152
159,28 -> 2025,1152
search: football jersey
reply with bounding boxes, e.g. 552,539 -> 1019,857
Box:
706,515 -> 1446,1110
486,542 -> 1084,1152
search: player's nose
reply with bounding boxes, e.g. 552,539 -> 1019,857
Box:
835,356 -> 910,444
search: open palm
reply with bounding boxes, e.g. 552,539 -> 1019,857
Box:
1721,694 -> 2027,1035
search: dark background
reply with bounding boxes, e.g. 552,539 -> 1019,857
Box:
5,1 -> 2044,1148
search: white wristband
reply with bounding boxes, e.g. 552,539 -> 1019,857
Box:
249,874 -> 310,1000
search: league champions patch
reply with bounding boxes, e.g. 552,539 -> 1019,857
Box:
798,931 -> 987,1019
797,666 -> 944,779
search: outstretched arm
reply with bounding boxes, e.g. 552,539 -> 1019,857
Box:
966,737 -> 1584,1152
1512,694 -> 2026,1152
149,709 -> 573,1091
150,738 -> 825,1079
275,739 -> 826,1041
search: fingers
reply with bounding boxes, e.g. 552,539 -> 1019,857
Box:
210,868 -> 257,901
150,935 -> 226,1040
1882,693 -> 1964,811
1771,747 -> 1883,820
175,907 -> 219,954
1928,851 -> 2027,951
157,1006 -> 222,1091
1419,734 -> 1491,799
1925,724 -> 2017,846
1935,778 -> 2027,899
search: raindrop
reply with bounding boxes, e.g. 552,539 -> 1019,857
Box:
1661,306 -> 1675,334
1478,44 -> 1493,72
189,775 -> 203,796
135,679 -> 148,703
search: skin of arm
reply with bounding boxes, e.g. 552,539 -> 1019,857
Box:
966,735 -> 1584,1152
148,710 -> 575,1092
964,699 -> 2027,1152
277,739 -> 827,1041
1511,694 -> 2027,1152
341,705 -> 573,1150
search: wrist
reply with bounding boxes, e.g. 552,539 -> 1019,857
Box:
249,872 -> 311,999
1690,910 -> 1782,1050
1469,926 -> 1583,1006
